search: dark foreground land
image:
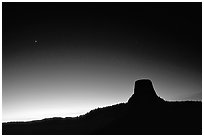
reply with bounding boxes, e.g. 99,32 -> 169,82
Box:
2,79 -> 202,135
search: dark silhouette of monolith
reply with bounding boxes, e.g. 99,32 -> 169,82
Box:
128,79 -> 163,104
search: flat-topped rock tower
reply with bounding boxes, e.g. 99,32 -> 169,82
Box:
128,79 -> 164,104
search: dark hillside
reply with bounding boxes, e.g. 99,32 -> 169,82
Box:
2,79 -> 202,135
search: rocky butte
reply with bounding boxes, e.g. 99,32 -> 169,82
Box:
128,79 -> 164,104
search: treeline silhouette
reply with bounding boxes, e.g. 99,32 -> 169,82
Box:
2,79 -> 202,135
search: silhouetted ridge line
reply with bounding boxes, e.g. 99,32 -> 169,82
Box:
2,79 -> 201,135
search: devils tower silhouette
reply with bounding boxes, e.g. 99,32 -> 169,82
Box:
128,79 -> 164,104
2,79 -> 202,135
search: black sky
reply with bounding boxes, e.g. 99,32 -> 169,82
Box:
3,2 -> 202,122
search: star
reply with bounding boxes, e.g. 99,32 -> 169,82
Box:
34,40 -> 38,46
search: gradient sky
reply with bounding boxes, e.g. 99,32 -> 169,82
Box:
3,2 -> 202,122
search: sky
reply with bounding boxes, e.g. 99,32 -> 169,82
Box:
2,2 -> 202,122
